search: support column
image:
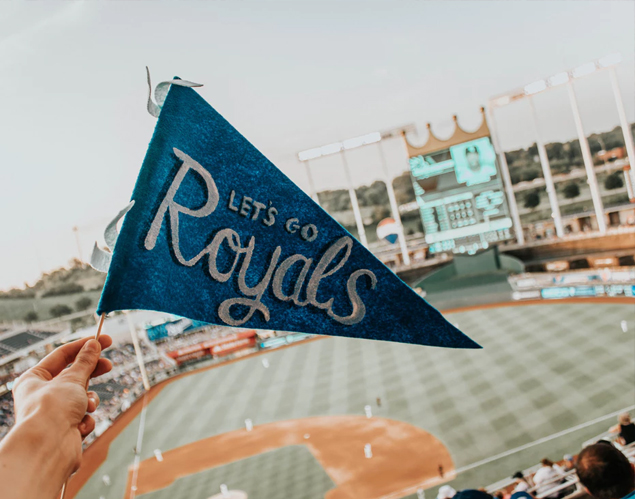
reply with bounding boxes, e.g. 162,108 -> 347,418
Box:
486,104 -> 525,244
125,311 -> 151,391
377,141 -> 410,265
303,159 -> 321,205
528,97 -> 564,237
567,82 -> 607,234
609,66 -> 635,189
340,151 -> 368,247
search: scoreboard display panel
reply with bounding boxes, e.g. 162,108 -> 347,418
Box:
408,136 -> 513,254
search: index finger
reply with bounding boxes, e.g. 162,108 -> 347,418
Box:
28,335 -> 113,381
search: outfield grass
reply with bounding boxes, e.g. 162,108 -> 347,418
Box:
76,301 -> 635,499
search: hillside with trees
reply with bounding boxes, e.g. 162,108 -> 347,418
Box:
0,259 -> 105,323
505,124 -> 635,184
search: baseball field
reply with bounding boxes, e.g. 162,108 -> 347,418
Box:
69,299 -> 635,499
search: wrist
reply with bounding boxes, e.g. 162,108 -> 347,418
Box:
1,414 -> 74,496
15,411 -> 65,451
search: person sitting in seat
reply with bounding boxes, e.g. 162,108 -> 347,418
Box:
533,459 -> 565,499
561,454 -> 575,471
512,471 -> 531,493
576,441 -> 635,499
610,413 -> 635,446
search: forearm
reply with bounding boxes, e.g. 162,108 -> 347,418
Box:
0,416 -> 71,499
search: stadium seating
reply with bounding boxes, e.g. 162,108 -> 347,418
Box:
0,330 -> 56,355
89,381 -> 125,402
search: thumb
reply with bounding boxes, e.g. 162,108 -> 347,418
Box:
63,339 -> 101,385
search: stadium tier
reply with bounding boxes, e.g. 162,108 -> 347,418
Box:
0,330 -> 56,356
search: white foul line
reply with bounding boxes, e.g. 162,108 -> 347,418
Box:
129,394 -> 149,499
455,403 -> 635,474
383,404 -> 635,499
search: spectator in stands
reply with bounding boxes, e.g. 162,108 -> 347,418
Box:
453,490 -> 494,499
437,485 -> 457,499
576,442 -> 635,499
512,471 -> 531,493
0,335 -> 112,499
510,492 -> 533,499
561,454 -> 575,471
610,413 -> 635,446
533,459 -> 565,498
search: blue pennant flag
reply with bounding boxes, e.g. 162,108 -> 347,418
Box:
97,84 -> 480,349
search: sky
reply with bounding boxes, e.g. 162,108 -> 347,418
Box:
0,1 -> 633,290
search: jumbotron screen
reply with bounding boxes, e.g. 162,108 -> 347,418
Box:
408,136 -> 513,254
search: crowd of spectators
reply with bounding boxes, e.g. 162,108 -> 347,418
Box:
0,395 -> 15,440
154,325 -> 227,353
448,415 -> 635,499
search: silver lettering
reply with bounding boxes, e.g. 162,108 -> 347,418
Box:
145,147 -> 219,252
327,269 -> 377,325
272,254 -> 313,306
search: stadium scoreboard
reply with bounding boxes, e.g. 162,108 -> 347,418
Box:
408,136 -> 513,254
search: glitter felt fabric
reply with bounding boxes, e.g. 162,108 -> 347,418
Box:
98,84 -> 480,349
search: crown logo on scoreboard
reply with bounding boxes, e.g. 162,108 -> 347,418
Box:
402,108 -> 513,256
403,108 -> 490,157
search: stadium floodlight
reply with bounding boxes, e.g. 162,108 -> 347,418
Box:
342,136 -> 365,150
492,53 -> 620,108
572,62 -> 597,79
494,95 -> 511,107
298,132 -> 382,161
343,131 -> 381,150
524,80 -> 547,95
548,72 -> 569,87
298,148 -> 322,161
320,142 -> 343,155
598,53 -> 621,68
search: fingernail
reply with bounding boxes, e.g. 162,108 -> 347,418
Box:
84,340 -> 99,353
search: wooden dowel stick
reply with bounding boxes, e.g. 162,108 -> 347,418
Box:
94,313 -> 106,341
60,312 -> 106,499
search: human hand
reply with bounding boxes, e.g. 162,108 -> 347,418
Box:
11,335 -> 113,476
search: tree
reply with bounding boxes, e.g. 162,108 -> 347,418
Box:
24,311 -> 38,322
392,172 -> 417,205
521,167 -> 541,182
42,282 -> 84,297
563,182 -> 580,199
524,191 -> 541,209
50,304 -> 73,318
75,296 -> 92,311
604,172 -> 624,190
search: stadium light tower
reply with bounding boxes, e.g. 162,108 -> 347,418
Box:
298,125 -> 415,262
528,95 -> 564,238
603,55 -> 635,188
485,102 -> 525,245
301,159 -> 320,205
489,53 -> 629,236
